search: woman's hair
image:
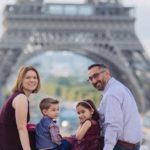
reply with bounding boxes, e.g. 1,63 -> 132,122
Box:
12,66 -> 41,93
76,99 -> 100,121
39,97 -> 59,112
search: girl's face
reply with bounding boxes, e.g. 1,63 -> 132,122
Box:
76,105 -> 93,123
22,70 -> 38,93
43,104 -> 59,119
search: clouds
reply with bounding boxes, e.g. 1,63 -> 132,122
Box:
0,0 -> 15,34
118,0 -> 150,57
45,0 -> 84,3
134,4 -> 150,57
123,0 -> 150,7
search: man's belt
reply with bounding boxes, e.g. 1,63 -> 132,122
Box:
117,140 -> 140,149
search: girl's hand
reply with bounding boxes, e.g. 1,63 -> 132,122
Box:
75,120 -> 92,140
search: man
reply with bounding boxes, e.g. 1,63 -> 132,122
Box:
88,63 -> 143,150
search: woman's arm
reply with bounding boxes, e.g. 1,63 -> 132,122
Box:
12,94 -> 31,150
75,120 -> 91,140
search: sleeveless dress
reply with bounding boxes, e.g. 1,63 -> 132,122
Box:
65,119 -> 102,150
0,91 -> 30,150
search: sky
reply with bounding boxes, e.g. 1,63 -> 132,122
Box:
0,0 -> 150,58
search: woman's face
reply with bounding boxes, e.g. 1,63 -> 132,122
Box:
22,70 -> 39,93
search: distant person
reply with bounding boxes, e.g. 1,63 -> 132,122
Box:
87,63 -> 143,150
65,99 -> 102,150
35,97 -> 71,150
0,66 -> 41,150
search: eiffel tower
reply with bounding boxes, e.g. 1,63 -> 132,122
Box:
0,0 -> 149,111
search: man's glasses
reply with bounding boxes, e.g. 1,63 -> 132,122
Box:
88,71 -> 105,82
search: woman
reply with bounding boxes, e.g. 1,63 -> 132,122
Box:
0,66 -> 41,150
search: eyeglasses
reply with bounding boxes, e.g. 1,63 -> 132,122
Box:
88,71 -> 105,82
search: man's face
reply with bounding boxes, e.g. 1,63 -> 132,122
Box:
88,66 -> 108,91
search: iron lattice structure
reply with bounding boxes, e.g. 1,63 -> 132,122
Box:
0,0 -> 150,111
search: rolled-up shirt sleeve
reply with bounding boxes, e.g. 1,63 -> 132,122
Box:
49,124 -> 62,145
102,95 -> 123,150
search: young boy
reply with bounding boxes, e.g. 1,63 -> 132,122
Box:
36,97 -> 71,150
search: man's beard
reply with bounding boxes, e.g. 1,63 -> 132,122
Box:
93,80 -> 106,91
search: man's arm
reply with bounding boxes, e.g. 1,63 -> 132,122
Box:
102,95 -> 123,150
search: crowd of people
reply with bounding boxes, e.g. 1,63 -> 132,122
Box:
0,64 -> 143,150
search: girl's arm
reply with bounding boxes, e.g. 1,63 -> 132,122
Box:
75,120 -> 92,140
13,94 -> 31,150
75,124 -> 82,134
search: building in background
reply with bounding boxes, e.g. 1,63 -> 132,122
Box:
0,0 -> 150,112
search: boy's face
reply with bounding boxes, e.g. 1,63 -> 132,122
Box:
43,104 -> 59,119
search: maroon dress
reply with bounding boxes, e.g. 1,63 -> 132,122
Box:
65,120 -> 102,150
0,91 -> 30,150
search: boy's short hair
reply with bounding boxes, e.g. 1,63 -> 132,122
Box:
39,97 -> 59,113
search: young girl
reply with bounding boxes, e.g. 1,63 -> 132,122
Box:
65,99 -> 102,150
